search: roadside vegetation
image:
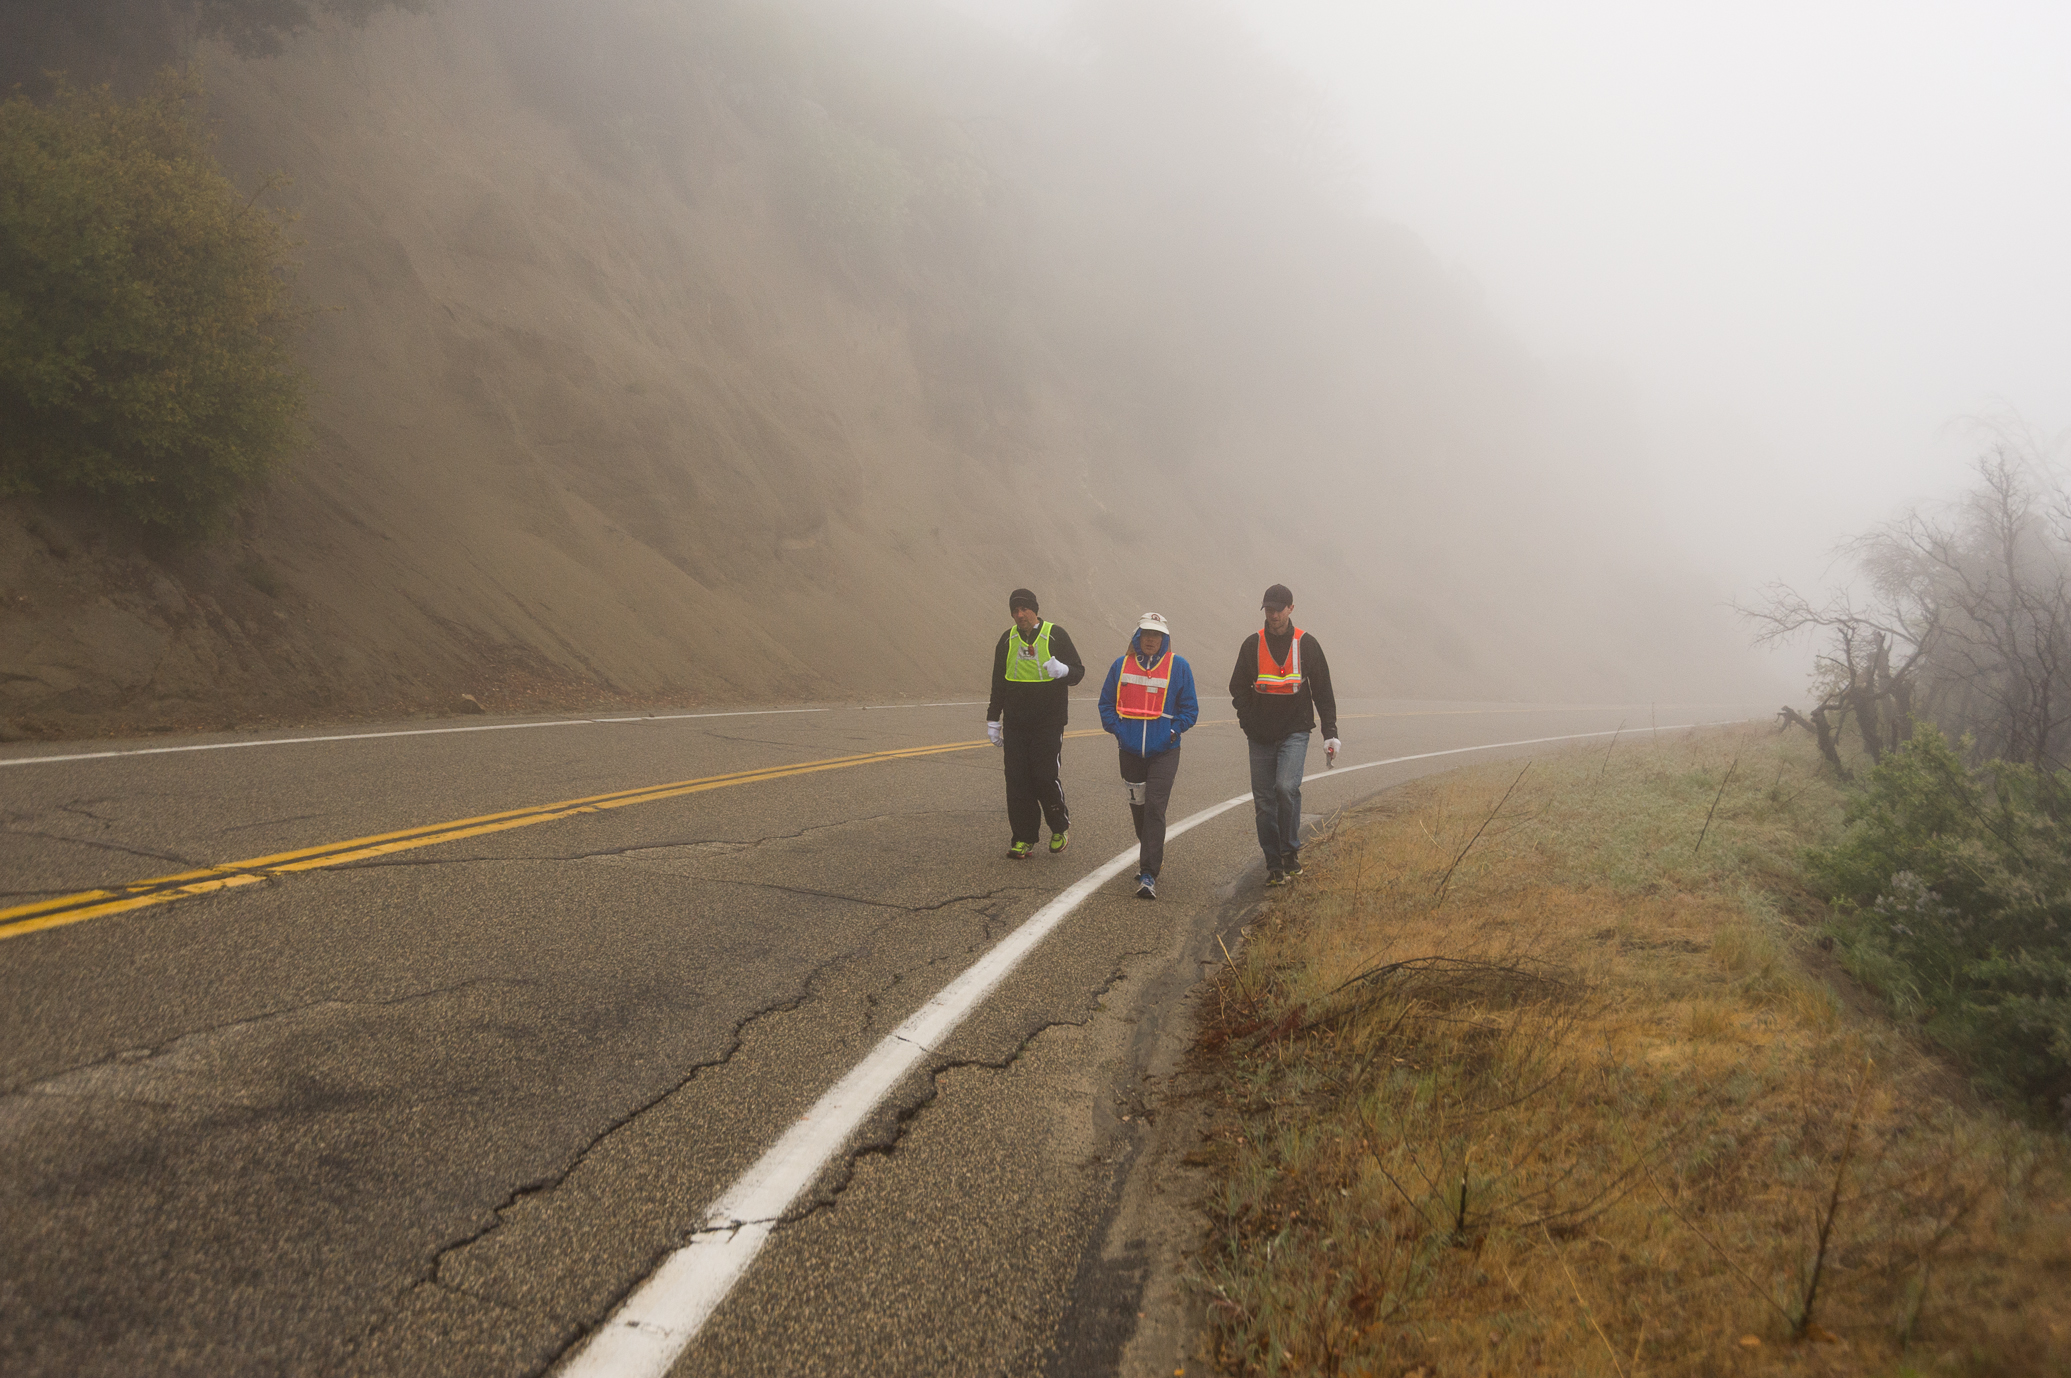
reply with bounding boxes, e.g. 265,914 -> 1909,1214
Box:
0,72 -> 304,531
1744,448 -> 2071,1118
1813,724 -> 2071,1114
1194,724 -> 2071,1376
1,2 -> 439,535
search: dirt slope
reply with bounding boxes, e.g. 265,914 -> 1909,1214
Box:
0,1 -> 1778,739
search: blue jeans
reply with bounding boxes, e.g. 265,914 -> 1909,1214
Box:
1247,732 -> 1308,867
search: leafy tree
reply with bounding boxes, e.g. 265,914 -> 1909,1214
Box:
0,72 -> 305,530
1,1 -> 429,93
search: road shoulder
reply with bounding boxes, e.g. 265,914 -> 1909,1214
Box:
1048,872 -> 1272,1378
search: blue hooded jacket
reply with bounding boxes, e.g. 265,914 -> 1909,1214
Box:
1098,629 -> 1200,757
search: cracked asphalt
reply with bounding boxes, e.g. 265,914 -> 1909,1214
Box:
0,696 -> 1752,1375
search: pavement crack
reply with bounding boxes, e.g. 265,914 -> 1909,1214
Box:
676,875 -> 1042,916
434,939 -> 936,1377
422,1276 -> 534,1319
694,1213 -> 782,1235
778,956 -> 1153,1229
414,957 -> 859,1300
0,826 -> 200,871
590,809 -> 987,857
569,813 -> 899,858
912,884 -> 1043,913
699,729 -> 825,749
785,1021 -> 1090,1223
307,858 -> 1037,920
0,977 -> 534,1096
449,910 -> 1086,1372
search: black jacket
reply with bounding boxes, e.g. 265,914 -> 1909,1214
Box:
1228,628 -> 1338,744
987,622 -> 1087,730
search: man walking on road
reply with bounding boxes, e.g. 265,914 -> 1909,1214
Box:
987,588 -> 1086,859
1229,583 -> 1340,885
1097,613 -> 1199,900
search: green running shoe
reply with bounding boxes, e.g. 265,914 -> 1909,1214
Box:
1007,841 -> 1034,859
1049,830 -> 1070,855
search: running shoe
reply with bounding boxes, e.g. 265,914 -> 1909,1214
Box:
1135,872 -> 1156,900
1007,841 -> 1034,859
1265,869 -> 1287,887
1283,861 -> 1305,880
1049,830 -> 1070,854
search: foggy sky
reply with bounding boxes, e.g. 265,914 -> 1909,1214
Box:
961,0 -> 2071,604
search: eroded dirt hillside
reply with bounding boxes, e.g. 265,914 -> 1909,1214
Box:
0,0 -> 1775,738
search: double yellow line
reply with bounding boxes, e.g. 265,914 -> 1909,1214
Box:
7,708 -> 1428,944
2,733 -> 1102,943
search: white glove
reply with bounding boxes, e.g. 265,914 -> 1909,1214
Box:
1043,657 -> 1069,680
1324,738 -> 1341,766
987,720 -> 1003,747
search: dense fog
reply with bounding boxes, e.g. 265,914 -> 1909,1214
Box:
10,0 -> 1905,729
1206,1 -> 2071,600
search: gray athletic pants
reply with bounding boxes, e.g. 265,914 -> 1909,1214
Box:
1119,745 -> 1180,877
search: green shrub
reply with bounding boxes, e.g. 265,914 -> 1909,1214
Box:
1811,723 -> 2071,1115
0,71 -> 305,530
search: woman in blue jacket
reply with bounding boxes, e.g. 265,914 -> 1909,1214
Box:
1097,613 -> 1200,899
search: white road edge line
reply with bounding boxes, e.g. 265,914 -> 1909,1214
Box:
0,706 -> 899,768
556,719 -> 1739,1377
0,700 -> 1099,767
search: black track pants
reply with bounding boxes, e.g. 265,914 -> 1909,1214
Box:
1003,723 -> 1069,845
1119,745 -> 1180,877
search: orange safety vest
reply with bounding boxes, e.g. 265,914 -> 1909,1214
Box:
1116,648 -> 1175,719
1254,628 -> 1305,694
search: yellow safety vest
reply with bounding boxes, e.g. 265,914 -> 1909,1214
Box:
1005,622 -> 1055,682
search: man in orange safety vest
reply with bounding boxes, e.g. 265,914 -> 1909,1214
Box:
1227,583 -> 1340,885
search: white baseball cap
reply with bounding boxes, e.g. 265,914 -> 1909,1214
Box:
1136,612 -> 1171,635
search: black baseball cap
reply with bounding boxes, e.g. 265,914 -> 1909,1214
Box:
1261,583 -> 1293,610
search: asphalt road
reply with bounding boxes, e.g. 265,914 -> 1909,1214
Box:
0,695 -> 1754,1376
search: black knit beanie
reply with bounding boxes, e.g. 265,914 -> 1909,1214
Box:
1008,588 -> 1039,613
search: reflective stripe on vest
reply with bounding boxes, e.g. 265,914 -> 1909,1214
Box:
1116,649 -> 1175,720
1004,621 -> 1055,682
1254,628 -> 1305,695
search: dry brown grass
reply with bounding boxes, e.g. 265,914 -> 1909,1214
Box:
1194,725 -> 2071,1377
